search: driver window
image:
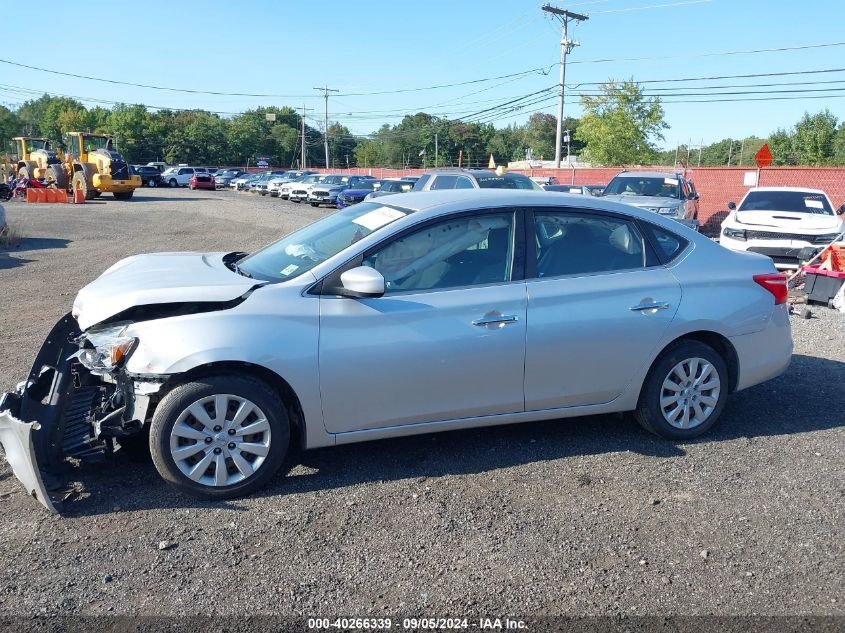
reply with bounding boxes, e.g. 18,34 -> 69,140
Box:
365,212 -> 514,293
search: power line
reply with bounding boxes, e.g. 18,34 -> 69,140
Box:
590,0 -> 712,14
0,57 -> 554,99
566,66 -> 845,87
569,40 -> 845,65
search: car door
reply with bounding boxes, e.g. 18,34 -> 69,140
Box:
318,209 -> 527,434
523,208 -> 682,410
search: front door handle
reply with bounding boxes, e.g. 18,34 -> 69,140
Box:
629,301 -> 670,312
473,315 -> 519,327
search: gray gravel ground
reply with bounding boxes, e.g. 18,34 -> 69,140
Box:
0,188 -> 843,620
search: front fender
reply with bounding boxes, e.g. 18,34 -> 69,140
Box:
121,283 -> 328,447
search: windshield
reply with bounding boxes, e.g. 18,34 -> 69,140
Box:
738,190 -> 833,215
321,175 -> 350,185
603,176 -> 680,198
238,203 -> 409,282
476,174 -> 541,190
80,135 -> 111,152
299,175 -> 323,184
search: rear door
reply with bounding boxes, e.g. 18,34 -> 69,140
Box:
523,207 -> 682,410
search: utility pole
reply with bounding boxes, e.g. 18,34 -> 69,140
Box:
542,4 -> 588,168
727,140 -> 733,166
698,138 -> 703,167
739,137 -> 746,166
434,133 -> 438,168
300,105 -> 313,169
314,85 -> 339,169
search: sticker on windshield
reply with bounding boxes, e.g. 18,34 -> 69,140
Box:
664,178 -> 679,185
280,264 -> 299,276
353,207 -> 406,231
569,187 -> 582,194
804,199 -> 824,209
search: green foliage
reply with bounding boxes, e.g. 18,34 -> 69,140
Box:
3,93 -> 844,169
577,80 -> 668,166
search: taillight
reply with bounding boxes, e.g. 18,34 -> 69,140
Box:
753,273 -> 788,305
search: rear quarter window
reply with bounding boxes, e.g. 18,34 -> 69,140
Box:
638,222 -> 689,264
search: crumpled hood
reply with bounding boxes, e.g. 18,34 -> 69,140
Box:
601,194 -> 680,209
72,252 -> 260,330
734,210 -> 841,230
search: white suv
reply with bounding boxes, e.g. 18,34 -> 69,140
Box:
161,167 -> 205,188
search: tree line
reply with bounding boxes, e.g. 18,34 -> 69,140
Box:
1,84 -> 843,168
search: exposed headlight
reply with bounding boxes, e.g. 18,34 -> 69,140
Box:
75,323 -> 138,372
656,207 -> 681,216
723,227 -> 747,241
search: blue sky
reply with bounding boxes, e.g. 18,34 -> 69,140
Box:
2,0 -> 843,149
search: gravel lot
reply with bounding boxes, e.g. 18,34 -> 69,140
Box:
0,188 -> 843,620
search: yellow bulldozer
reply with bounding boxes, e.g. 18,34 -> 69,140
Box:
12,136 -> 68,186
63,132 -> 141,200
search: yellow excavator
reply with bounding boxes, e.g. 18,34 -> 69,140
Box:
12,137 -> 68,186
63,132 -> 141,200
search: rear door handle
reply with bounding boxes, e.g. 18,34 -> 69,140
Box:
473,315 -> 519,327
629,302 -> 670,312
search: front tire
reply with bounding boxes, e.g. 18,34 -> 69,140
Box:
169,178 -> 177,188
634,340 -> 728,440
148,179 -> 157,188
310,202 -> 319,207
150,375 -> 289,500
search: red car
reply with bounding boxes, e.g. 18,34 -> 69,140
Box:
189,173 -> 215,190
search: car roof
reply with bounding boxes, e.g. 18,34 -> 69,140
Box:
376,189 -> 696,231
745,186 -> 828,195
612,171 -> 683,179
423,168 -> 528,177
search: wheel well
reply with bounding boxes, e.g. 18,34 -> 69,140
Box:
662,331 -> 739,393
157,361 -> 307,448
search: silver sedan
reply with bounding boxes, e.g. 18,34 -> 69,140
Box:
0,190 -> 792,510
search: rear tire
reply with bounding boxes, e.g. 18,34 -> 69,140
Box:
634,340 -> 728,440
310,202 -> 318,207
169,178 -> 177,187
150,375 -> 289,500
45,165 -> 68,190
148,179 -> 157,188
113,191 -> 134,200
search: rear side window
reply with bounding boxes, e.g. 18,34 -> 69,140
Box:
430,175 -> 458,190
639,222 -> 689,263
413,174 -> 431,190
533,211 -> 652,278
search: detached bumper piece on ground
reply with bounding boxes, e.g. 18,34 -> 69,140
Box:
0,314 -> 144,513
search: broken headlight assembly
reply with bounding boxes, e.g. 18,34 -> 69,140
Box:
73,323 -> 138,373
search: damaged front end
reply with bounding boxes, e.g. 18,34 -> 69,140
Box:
0,313 -> 160,512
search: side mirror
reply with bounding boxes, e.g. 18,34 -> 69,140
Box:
838,204 -> 845,216
727,201 -> 737,210
339,266 -> 385,298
